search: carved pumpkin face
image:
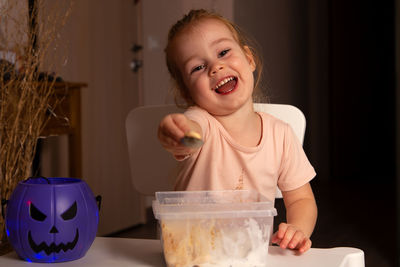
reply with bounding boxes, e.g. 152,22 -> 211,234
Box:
5,178 -> 99,263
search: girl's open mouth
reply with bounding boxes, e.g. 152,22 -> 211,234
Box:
213,76 -> 237,95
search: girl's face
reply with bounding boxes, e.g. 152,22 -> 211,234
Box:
171,18 -> 256,116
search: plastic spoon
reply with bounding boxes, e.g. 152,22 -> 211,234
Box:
180,131 -> 203,148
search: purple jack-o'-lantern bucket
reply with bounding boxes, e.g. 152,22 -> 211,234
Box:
3,177 -> 101,263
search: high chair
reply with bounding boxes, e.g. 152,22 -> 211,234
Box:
124,103 -> 365,267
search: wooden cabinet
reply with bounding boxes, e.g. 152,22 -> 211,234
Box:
40,82 -> 86,178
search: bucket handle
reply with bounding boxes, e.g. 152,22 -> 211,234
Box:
95,195 -> 102,211
1,177 -> 48,219
1,199 -> 8,219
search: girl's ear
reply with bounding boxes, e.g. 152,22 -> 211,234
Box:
244,45 -> 256,72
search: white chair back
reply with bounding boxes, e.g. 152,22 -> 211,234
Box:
253,103 -> 306,143
126,103 -> 306,198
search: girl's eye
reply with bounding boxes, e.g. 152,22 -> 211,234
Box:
218,49 -> 230,58
191,64 -> 205,74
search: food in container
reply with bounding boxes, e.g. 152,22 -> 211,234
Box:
152,190 -> 277,267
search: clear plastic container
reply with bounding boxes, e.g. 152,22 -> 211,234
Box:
152,190 -> 277,267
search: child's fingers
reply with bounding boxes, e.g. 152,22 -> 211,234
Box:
158,127 -> 179,148
298,238 -> 312,253
272,223 -> 312,253
171,114 -> 191,135
271,234 -> 280,244
271,223 -> 289,244
278,227 -> 296,249
288,231 -> 305,249
159,114 -> 186,142
276,223 -> 289,239
162,135 -> 179,147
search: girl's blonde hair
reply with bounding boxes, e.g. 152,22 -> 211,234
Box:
165,9 -> 264,108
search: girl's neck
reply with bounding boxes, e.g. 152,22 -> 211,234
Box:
213,102 -> 262,147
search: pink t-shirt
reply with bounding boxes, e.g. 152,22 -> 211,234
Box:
174,106 -> 316,201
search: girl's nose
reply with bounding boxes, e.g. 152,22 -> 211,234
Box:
209,62 -> 224,75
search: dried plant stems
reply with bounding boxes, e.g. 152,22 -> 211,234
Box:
0,0 -> 72,243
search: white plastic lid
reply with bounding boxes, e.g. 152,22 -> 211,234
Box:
153,190 -> 277,220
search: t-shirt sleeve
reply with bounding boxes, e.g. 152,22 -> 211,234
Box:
277,123 -> 316,192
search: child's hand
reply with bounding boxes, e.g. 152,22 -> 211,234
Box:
271,223 -> 312,253
158,113 -> 201,158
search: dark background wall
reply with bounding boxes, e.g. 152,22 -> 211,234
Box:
329,1 -> 395,184
235,0 -> 397,266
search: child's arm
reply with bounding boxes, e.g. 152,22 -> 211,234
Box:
158,113 -> 203,159
272,182 -> 317,253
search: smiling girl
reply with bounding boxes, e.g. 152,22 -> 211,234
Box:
158,9 -> 317,253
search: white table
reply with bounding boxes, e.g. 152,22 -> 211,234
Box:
0,237 -> 364,267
